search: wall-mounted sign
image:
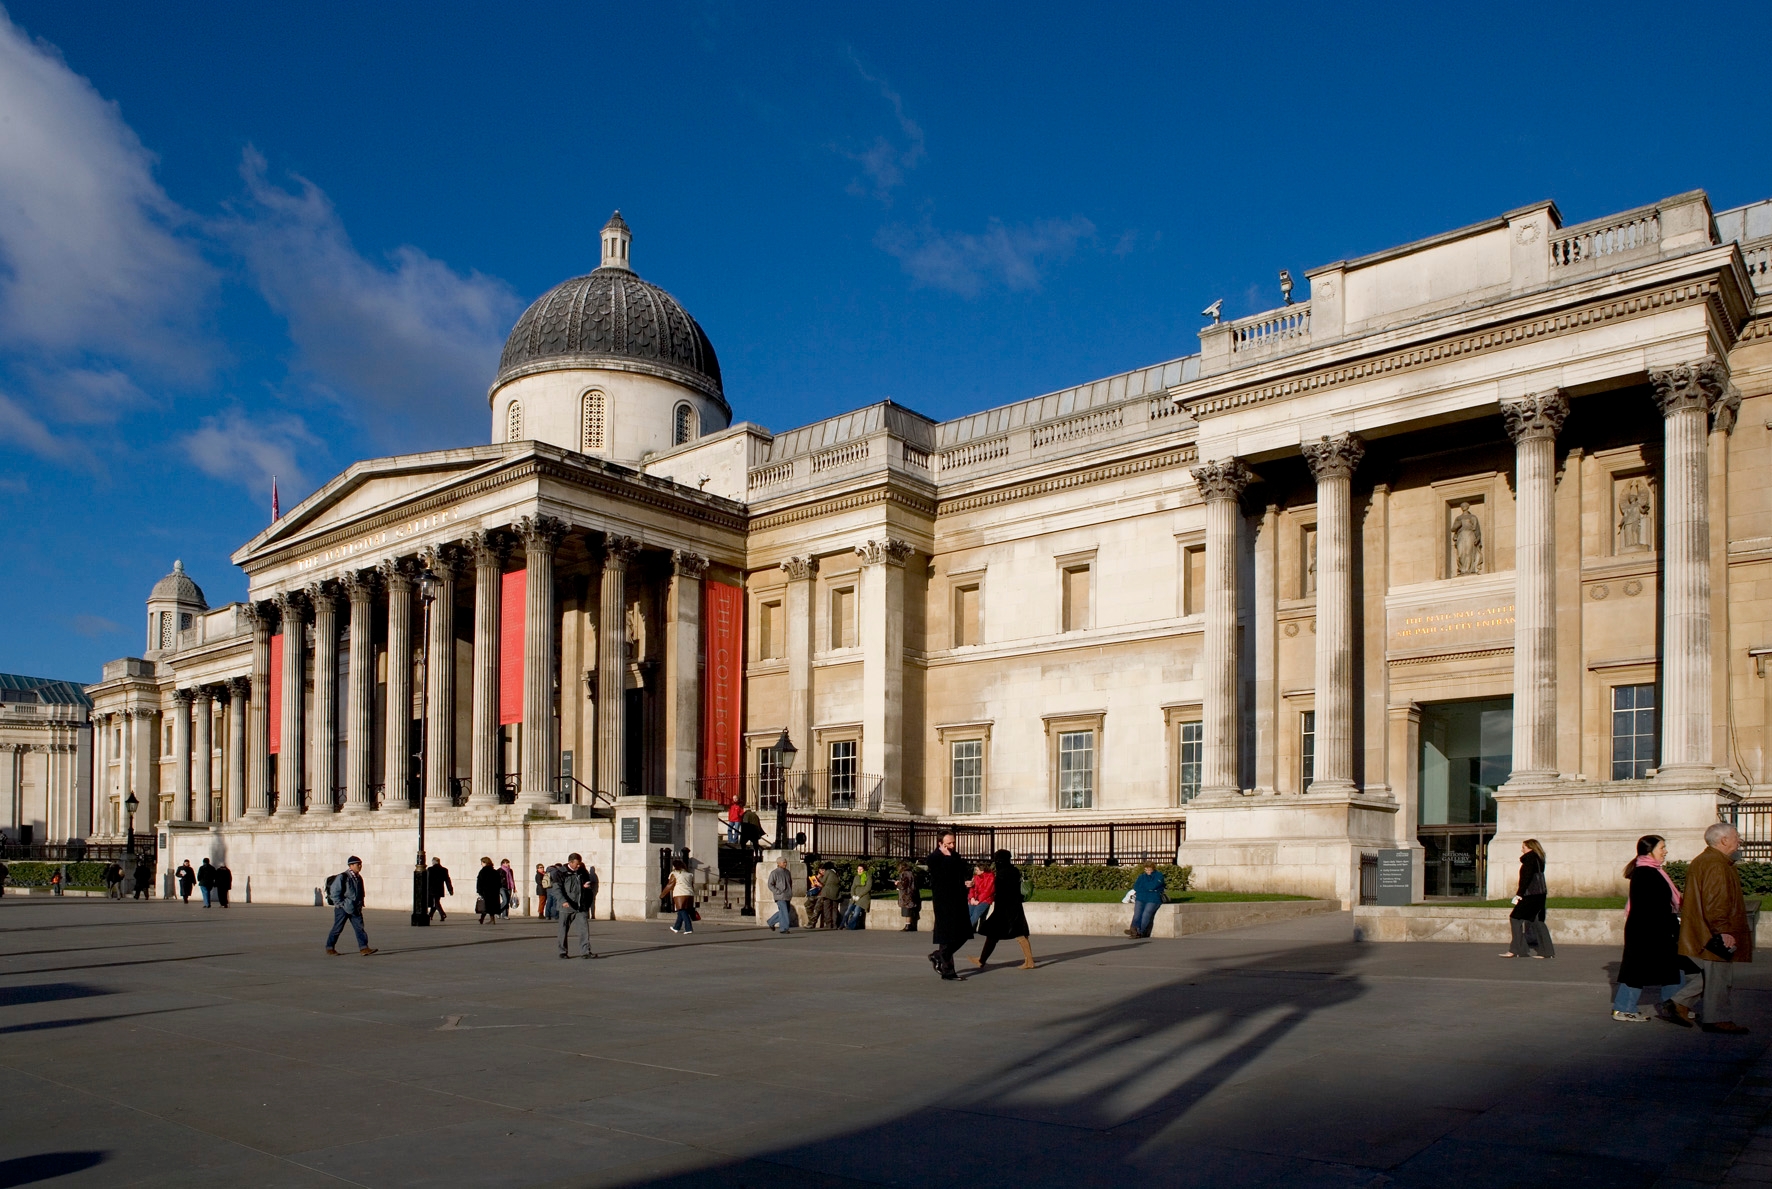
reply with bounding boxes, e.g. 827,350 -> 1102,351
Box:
620,817 -> 640,844
649,818 -> 674,844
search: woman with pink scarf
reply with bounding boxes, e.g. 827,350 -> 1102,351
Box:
1613,835 -> 1689,1024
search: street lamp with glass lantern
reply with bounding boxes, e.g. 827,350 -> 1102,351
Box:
411,567 -> 438,927
123,791 -> 140,854
770,729 -> 797,850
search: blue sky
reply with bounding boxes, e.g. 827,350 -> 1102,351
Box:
1,1 -> 1766,682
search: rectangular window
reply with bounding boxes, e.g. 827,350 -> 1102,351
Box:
1062,565 -> 1091,632
1058,730 -> 1094,809
829,739 -> 858,808
1183,546 -> 1206,616
1178,721 -> 1203,802
829,586 -> 857,650
758,746 -> 783,809
1611,684 -> 1657,780
1301,711 -> 1316,792
759,600 -> 784,660
953,583 -> 980,647
951,738 -> 984,814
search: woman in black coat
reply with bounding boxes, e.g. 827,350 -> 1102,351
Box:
474,857 -> 504,924
925,832 -> 973,980
1502,839 -> 1554,958
971,851 -> 1035,971
1613,834 -> 1688,1024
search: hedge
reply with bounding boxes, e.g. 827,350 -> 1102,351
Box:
2,861 -> 108,889
1664,859 -> 1772,896
800,856 -> 1191,898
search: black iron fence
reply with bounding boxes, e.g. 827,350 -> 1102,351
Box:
0,841 -> 145,863
1724,799 -> 1772,862
782,814 -> 1185,866
690,771 -> 885,814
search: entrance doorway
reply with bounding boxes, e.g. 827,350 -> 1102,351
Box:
1418,698 -> 1511,897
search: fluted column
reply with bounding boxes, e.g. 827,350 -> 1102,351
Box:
596,532 -> 638,800
308,583 -> 339,812
858,538 -> 913,813
666,551 -> 707,800
380,560 -> 415,808
781,556 -> 819,773
467,531 -> 509,807
192,689 -> 213,822
1191,459 -> 1252,798
342,572 -> 376,813
245,605 -> 272,817
520,516 -> 569,805
419,546 -> 463,808
225,678 -> 247,820
170,688 -> 193,821
1302,433 -> 1364,796
1502,392 -> 1568,784
1651,360 -> 1737,776
274,590 -> 307,815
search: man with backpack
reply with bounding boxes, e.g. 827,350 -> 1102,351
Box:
323,857 -> 377,956
550,853 -> 598,959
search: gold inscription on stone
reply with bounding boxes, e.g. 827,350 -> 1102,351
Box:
295,508 -> 460,572
1388,598 -> 1515,653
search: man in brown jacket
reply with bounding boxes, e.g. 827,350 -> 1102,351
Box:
1670,823 -> 1752,1034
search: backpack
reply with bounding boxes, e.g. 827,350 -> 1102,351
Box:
325,872 -> 349,907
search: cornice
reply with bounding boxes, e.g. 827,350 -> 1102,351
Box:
748,483 -> 936,532
937,444 -> 1200,517
1737,314 -> 1772,344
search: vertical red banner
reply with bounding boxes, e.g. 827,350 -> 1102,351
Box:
267,635 -> 283,754
498,569 -> 525,725
700,581 -> 743,802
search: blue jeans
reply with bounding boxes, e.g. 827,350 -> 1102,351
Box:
326,908 -> 368,950
969,903 -> 989,928
200,887 -> 212,907
769,899 -> 793,932
674,904 -> 695,932
1130,900 -> 1160,937
1613,980 -> 1683,1013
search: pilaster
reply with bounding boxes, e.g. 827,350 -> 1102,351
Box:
780,556 -> 819,775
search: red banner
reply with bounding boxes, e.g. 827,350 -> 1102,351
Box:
267,634 -> 283,754
700,580 -> 744,803
499,569 -> 525,725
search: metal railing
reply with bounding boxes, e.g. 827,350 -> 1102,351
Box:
1724,799 -> 1772,863
0,841 -> 146,862
553,775 -> 615,810
450,777 -> 472,807
689,771 -> 885,813
780,814 -> 1185,865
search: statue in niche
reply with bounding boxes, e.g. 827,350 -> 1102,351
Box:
1617,481 -> 1652,553
1450,502 -> 1484,576
1303,528 -> 1317,596
625,598 -> 648,664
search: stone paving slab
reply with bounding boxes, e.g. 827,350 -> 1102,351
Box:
0,899 -> 1765,1187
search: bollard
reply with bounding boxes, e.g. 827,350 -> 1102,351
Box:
314,887 -> 322,907
245,876 -> 252,904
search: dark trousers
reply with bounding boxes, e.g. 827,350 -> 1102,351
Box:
326,908 -> 369,950
1509,896 -> 1555,957
558,906 -> 593,956
428,896 -> 447,921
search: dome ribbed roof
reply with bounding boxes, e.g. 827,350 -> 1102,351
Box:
495,267 -> 723,403
150,560 -> 207,608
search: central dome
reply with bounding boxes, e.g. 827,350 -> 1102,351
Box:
495,212 -> 723,409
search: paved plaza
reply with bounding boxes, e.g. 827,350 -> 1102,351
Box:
0,899 -> 1768,1188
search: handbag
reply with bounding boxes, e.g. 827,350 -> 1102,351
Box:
692,908 -> 702,921
474,895 -> 486,914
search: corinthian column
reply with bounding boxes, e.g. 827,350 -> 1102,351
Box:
225,677 -> 248,820
170,688 -> 193,821
519,516 -> 569,805
419,545 -> 463,808
192,687 -> 213,822
596,532 -> 639,800
1502,392 -> 1568,784
1650,360 -> 1735,776
781,556 -> 819,782
245,605 -> 272,817
1302,433 -> 1364,796
858,538 -> 914,813
467,531 -> 509,807
274,590 -> 307,815
381,559 -> 415,808
1191,459 -> 1252,798
342,571 -> 376,813
308,582 -> 339,811
666,551 -> 708,800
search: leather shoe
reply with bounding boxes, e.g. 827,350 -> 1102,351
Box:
1702,1021 -> 1750,1035
359,947 -> 378,956
324,948 -> 339,955
1655,1002 -> 1693,1028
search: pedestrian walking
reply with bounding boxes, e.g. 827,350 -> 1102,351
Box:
925,832 -> 973,980
967,863 -> 995,931
197,858 -> 216,907
49,867 -> 63,896
1670,823 -> 1754,1034
176,860 -> 196,904
726,799 -> 743,844
323,857 -> 377,955
844,863 -> 872,929
971,851 -> 1035,970
815,861 -> 842,929
1501,839 -> 1555,958
551,853 -> 598,958
535,863 -> 557,920
104,861 -> 123,899
426,858 -> 453,922
499,859 -> 517,919
766,857 -> 795,933
663,858 -> 696,934
1126,861 -> 1168,938
740,806 -> 765,854
475,857 -> 503,923
131,855 -> 152,899
896,861 -> 921,932
1612,835 -> 1688,1024
0,860 -> 9,897
214,862 -> 232,906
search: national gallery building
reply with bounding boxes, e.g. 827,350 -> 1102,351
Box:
76,193 -> 1772,910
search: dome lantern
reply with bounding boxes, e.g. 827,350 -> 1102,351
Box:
600,210 -> 632,272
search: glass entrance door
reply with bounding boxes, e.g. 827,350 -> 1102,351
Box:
1417,698 -> 1511,898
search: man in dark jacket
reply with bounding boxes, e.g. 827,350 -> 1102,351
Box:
214,863 -> 232,906
426,858 -> 453,922
551,853 -> 598,959
324,857 -> 377,956
925,833 -> 973,980
176,860 -> 196,904
196,859 -> 216,907
1671,824 -> 1753,1033
131,855 -> 152,899
815,862 -> 842,929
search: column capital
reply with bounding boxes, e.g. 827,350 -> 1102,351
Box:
302,579 -> 339,612
1650,357 -> 1740,432
670,550 -> 709,579
274,588 -> 309,619
418,542 -> 467,577
855,538 -> 914,568
341,568 -> 379,603
242,600 -> 275,633
517,514 -> 571,554
780,555 -> 820,581
1501,390 -> 1569,443
226,675 -> 251,701
1301,433 -> 1365,482
465,528 -> 512,567
598,532 -> 641,566
171,687 -> 194,707
1191,458 -> 1253,503
378,556 -> 416,592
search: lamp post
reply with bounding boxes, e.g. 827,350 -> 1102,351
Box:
411,568 -> 438,927
124,791 -> 139,855
771,728 -> 797,851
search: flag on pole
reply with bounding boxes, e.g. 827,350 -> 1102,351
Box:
271,476 -> 281,521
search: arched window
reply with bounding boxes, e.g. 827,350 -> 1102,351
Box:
581,390 -> 606,452
506,400 -> 523,442
673,402 -> 696,446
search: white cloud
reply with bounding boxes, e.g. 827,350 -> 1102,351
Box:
181,407 -> 321,501
69,613 -> 120,638
876,216 -> 1097,297
0,390 -> 78,461
840,53 -> 925,202
0,9 -> 215,384
221,149 -> 520,447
